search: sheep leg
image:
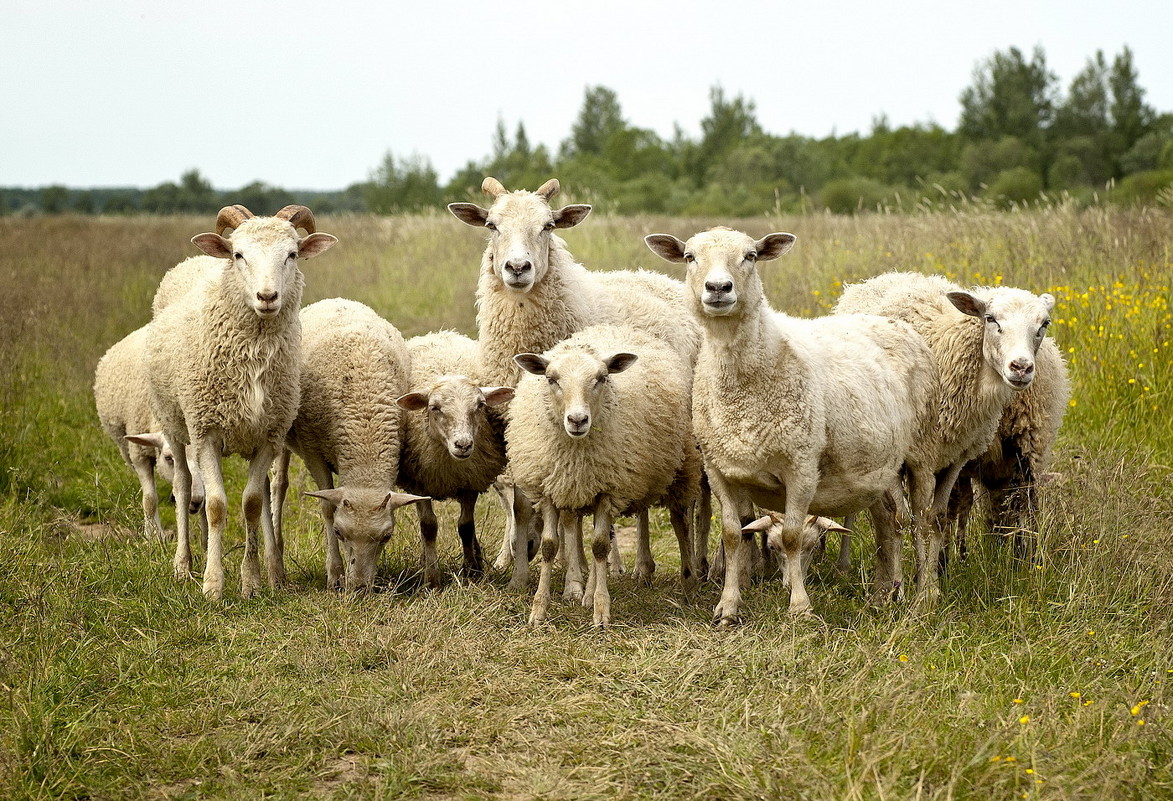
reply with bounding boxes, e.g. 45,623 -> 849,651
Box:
915,464 -> 962,606
260,471 -> 285,589
608,525 -> 625,577
590,499 -> 616,628
131,454 -> 165,541
507,485 -> 536,593
194,436 -> 227,601
417,499 -> 442,589
694,474 -> 713,580
455,490 -> 484,579
563,511 -> 587,603
529,500 -> 561,627
710,473 -> 753,625
670,502 -> 697,598
835,513 -> 857,576
868,489 -> 903,605
196,505 -> 209,553
240,443 -> 276,598
170,439 -> 194,579
302,453 -> 341,591
270,447 -> 291,559
491,479 -> 514,572
633,509 -> 655,585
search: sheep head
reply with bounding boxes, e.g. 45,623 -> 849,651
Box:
124,432 -> 206,514
448,177 -> 591,293
514,348 -> 636,438
303,487 -> 429,592
946,287 -> 1055,391
190,204 -> 338,319
397,377 -> 513,460
743,513 -> 850,615
645,228 -> 795,320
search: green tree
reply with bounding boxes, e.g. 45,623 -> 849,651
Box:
1109,46 -> 1155,154
363,151 -> 442,213
959,46 -> 1057,147
692,87 -> 762,183
39,185 -> 69,214
562,86 -> 626,159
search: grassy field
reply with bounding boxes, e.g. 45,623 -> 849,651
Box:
0,206 -> 1170,799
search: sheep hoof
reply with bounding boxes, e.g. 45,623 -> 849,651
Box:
712,600 -> 741,627
680,574 -> 699,599
634,565 -> 655,586
592,604 -> 611,629
173,561 -> 192,580
202,581 -> 223,601
506,573 -> 529,594
528,605 -> 549,628
563,582 -> 584,604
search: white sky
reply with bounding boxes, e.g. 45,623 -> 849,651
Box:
4,0 -> 1171,190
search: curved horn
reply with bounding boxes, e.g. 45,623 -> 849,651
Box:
215,205 -> 254,236
534,179 -> 560,201
274,205 -> 316,234
481,177 -> 507,198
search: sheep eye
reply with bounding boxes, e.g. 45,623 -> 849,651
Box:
543,221 -> 555,231
333,528 -> 345,541
164,455 -> 174,464
746,252 -> 758,262
596,375 -> 608,385
485,222 -> 498,232
547,376 -> 558,386
288,251 -> 297,260
683,252 -> 695,263
233,252 -> 243,261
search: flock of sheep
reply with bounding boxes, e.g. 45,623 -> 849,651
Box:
93,177 -> 1069,627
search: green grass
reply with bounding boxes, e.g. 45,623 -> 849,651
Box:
0,207 -> 1170,799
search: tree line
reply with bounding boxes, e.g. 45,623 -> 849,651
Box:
6,45 -> 1172,217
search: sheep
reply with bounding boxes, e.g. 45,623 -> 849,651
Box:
269,298 -> 428,592
645,228 -> 939,623
146,204 -> 337,600
948,335 -> 1069,561
834,271 -> 1057,600
507,323 -> 700,628
393,330 -> 515,583
94,323 -> 207,542
449,177 -> 701,591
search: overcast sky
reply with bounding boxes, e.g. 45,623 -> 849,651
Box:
4,0 -> 1171,190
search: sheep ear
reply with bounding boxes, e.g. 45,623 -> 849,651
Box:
755,233 -> 796,261
305,488 -> 347,506
1039,292 -> 1055,312
191,233 -> 232,258
381,491 -> 430,511
125,432 -> 166,450
946,291 -> 987,318
448,203 -> 489,227
604,353 -> 638,374
741,515 -> 774,534
810,515 -> 850,534
298,233 -> 338,259
552,204 -> 591,229
514,353 -> 549,375
644,234 -> 688,264
481,386 -> 515,407
396,392 -> 429,411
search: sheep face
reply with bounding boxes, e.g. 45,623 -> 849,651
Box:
744,513 -> 850,614
397,378 -> 514,460
191,218 -> 337,318
449,177 -> 591,293
644,228 -> 796,319
514,350 -> 637,438
947,288 -> 1056,391
125,432 -> 206,514
305,488 -> 429,592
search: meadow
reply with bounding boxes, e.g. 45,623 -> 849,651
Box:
0,204 -> 1170,799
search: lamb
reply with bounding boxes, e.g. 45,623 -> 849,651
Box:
94,323 -> 206,542
269,298 -> 428,592
834,271 -> 1057,600
645,228 -> 939,623
948,336 -> 1069,561
449,177 -> 701,590
146,204 -> 337,600
394,330 -> 515,584
507,323 -> 700,628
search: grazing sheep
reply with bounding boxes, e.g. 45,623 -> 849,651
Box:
508,324 -> 700,628
646,228 -> 938,623
835,271 -> 1057,599
450,177 -> 701,590
394,331 -> 514,583
271,298 -> 427,592
948,336 -> 1069,560
147,204 -> 337,600
94,323 -> 206,541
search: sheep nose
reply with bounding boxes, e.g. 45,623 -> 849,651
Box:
505,259 -> 532,275
452,436 -> 473,456
705,279 -> 733,294
1009,358 -> 1034,375
257,290 -> 278,303
566,411 -> 589,428
189,498 -> 204,515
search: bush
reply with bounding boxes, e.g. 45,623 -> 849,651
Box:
986,167 -> 1043,207
1107,169 -> 1173,205
819,177 -> 895,214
